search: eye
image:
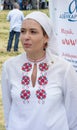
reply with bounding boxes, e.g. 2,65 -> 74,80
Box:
31,30 -> 37,34
20,29 -> 26,34
21,30 -> 24,33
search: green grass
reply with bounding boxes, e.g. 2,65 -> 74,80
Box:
0,9 -> 49,130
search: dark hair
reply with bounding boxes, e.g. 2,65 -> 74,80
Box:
41,26 -> 48,36
41,26 -> 48,51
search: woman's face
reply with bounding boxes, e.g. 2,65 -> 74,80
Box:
20,19 -> 48,55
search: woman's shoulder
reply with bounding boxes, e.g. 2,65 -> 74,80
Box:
49,53 -> 73,69
3,52 -> 26,67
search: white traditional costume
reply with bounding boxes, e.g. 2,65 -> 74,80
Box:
1,11 -> 77,130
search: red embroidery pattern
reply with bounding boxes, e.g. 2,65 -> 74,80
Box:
39,63 -> 48,71
36,62 -> 48,103
20,89 -> 31,102
21,75 -> 30,85
38,75 -> 48,85
36,89 -> 46,99
20,63 -> 32,103
20,62 -> 48,104
22,63 -> 32,72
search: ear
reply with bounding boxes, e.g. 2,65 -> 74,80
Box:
43,42 -> 48,51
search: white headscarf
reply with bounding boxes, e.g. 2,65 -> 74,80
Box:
24,11 -> 58,55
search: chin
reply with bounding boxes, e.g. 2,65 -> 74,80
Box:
24,48 -> 32,52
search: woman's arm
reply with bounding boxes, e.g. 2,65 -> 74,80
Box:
1,62 -> 12,130
63,64 -> 77,130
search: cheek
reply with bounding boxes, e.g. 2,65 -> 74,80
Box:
20,34 -> 22,41
32,38 -> 41,45
20,35 -> 25,46
20,35 -> 24,47
32,39 -> 44,50
34,36 -> 43,45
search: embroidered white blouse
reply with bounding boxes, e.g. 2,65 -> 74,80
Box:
1,52 -> 77,130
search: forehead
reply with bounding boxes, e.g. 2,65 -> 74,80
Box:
22,19 -> 42,29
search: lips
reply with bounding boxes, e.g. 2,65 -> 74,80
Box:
23,43 -> 32,48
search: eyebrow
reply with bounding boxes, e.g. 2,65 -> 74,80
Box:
21,28 -> 38,31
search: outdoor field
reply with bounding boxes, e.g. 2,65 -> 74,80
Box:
0,9 -> 49,130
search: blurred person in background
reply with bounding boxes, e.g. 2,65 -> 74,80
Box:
0,0 -> 4,10
17,0 -> 23,10
6,2 -> 24,52
41,0 -> 46,9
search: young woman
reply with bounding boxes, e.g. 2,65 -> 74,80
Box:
1,11 -> 77,130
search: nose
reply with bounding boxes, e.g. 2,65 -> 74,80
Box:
24,32 -> 30,40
